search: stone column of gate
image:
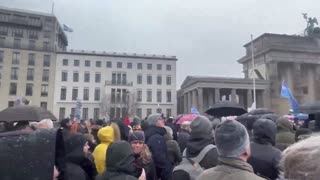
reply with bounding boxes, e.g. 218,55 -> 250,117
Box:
231,89 -> 237,103
215,88 -> 220,103
247,89 -> 253,110
197,88 -> 203,113
187,91 -> 192,114
192,89 -> 197,110
208,89 -> 214,108
184,93 -> 188,114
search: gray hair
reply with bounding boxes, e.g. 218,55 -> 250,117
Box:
281,135 -> 320,179
37,119 -> 54,129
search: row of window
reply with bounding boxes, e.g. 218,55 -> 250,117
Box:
9,83 -> 48,97
136,89 -> 172,103
8,101 -> 47,109
61,71 -> 101,83
137,74 -> 172,85
0,37 -> 51,51
58,107 -> 172,121
60,87 -> 101,101
0,51 -> 51,67
62,58 -> 172,71
8,67 -> 50,81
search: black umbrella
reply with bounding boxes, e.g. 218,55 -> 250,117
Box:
248,108 -> 274,116
298,101 -> 320,114
260,113 -> 280,123
205,101 -> 247,117
0,105 -> 57,122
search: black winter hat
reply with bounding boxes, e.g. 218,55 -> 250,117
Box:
253,118 -> 277,145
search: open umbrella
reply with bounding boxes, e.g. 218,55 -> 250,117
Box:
176,114 -> 198,124
0,105 -> 57,122
248,108 -> 274,116
205,101 -> 247,117
297,101 -> 320,114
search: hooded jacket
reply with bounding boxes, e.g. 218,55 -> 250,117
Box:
64,133 -> 97,180
145,126 -> 172,180
276,118 -> 295,151
93,126 -> 114,174
96,141 -> 139,180
177,129 -> 190,153
248,119 -> 282,180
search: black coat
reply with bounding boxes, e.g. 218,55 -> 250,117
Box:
165,121 -> 178,140
145,126 -> 172,180
135,155 -> 157,180
177,130 -> 190,153
248,119 -> 282,180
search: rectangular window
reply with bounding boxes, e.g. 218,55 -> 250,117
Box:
157,76 -> 162,85
85,60 -> 90,67
94,108 -> 100,120
83,88 -> 89,101
136,108 -> 142,118
166,64 -> 172,71
111,73 -> 116,84
12,52 -> 20,65
59,108 -> 66,120
127,62 -> 132,69
117,73 -> 121,85
157,108 -> 162,113
147,64 -> 152,70
166,109 -> 172,117
43,55 -> 50,67
106,61 -> 112,68
8,101 -> 15,107
29,40 -> 35,49
166,90 -> 172,103
28,53 -> 35,66
9,83 -> 17,95
147,108 -> 152,116
147,75 -> 152,85
27,68 -> 34,81
122,74 -> 127,85
122,89 -> 127,103
63,59 -> 68,66
61,71 -> 68,82
74,60 -> 80,66
0,37 -> 5,46
137,63 -> 142,70
117,62 -> 122,68
137,75 -> 142,84
157,90 -> 162,103
71,108 -> 76,118
147,89 -> 152,102
0,51 -> 3,63
166,76 -> 172,85
137,89 -> 142,102
157,64 -> 162,70
116,89 -> 121,103
111,89 -> 116,103
25,83 -> 33,96
95,73 -> 101,83
41,84 -> 48,97
82,108 -> 89,120
72,88 -> 78,100
60,87 -> 67,100
11,67 -> 19,80
96,61 -> 101,67
42,70 -> 49,82
73,72 -> 79,82
40,102 -> 47,110
13,38 -> 21,48
43,42 -> 49,51
94,88 -> 100,101
84,72 -> 90,82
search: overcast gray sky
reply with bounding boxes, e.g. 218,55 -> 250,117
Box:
2,0 -> 319,87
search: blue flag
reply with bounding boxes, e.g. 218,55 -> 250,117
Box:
191,107 -> 200,115
281,80 -> 299,111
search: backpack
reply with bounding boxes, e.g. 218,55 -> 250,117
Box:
173,144 -> 216,180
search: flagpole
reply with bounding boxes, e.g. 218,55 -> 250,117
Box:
51,0 -> 54,15
251,34 -> 257,109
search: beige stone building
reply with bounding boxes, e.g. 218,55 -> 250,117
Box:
0,6 -> 67,111
178,33 -> 320,115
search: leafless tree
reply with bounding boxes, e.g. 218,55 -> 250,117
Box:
100,94 -> 111,120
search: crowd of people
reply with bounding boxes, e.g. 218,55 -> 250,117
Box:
0,109 -> 320,180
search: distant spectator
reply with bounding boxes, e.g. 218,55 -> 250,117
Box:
295,128 -> 312,142
164,126 -> 182,166
276,118 -> 295,151
37,119 -> 54,129
165,117 -> 178,140
177,121 -> 191,153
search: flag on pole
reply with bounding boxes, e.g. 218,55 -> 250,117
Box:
191,107 -> 200,115
63,24 -> 73,32
281,80 -> 300,111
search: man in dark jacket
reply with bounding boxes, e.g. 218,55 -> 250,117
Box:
145,114 -> 172,180
172,116 -> 219,180
165,117 -> 178,140
96,141 -> 139,180
64,133 -> 97,180
248,119 -> 282,180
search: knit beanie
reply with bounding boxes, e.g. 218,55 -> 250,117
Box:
128,130 -> 145,143
190,116 -> 213,137
215,120 -> 250,158
147,114 -> 162,126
